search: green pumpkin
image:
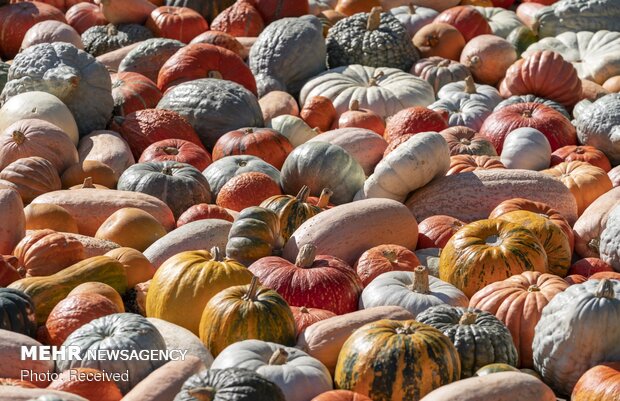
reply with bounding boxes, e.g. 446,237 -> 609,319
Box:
0,288 -> 37,337
416,305 -> 518,378
82,23 -> 153,57
226,207 -> 284,266
506,26 -> 538,58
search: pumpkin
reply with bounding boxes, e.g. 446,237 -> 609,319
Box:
139,138 -> 212,171
104,247 -> 155,289
68,281 -> 126,312
312,391 -> 372,401
551,145 -> 612,172
61,160 -> 118,189
189,30 -> 244,57
300,96 -> 337,132
174,368 -> 285,401
82,23 -> 153,57
0,255 -> 21,287
0,330 -> 55,388
249,244 -> 362,315
0,2 -> 66,60
267,115 -> 318,148
469,271 -> 569,368
506,26 -> 538,58
291,306 -> 336,336
47,368 -> 122,401
211,0 -> 264,37
211,340 -> 332,401
0,188 -> 25,254
177,203 -> 234,227
20,20 -> 83,51
42,293 -> 120,346
157,43 -> 256,94
604,75 -> 620,92
118,38 -> 184,82
0,288 -> 36,337
417,306 -> 517,378
57,313 -> 166,394
212,127 -> 292,169
429,97 -> 492,131
533,279 -> 620,395
439,126 -> 497,156
413,22 -> 465,61
23,203 -> 79,233
157,78 -> 263,149
572,362 -> 620,401
0,157 -> 61,204
66,3 -> 108,34
77,130 -> 135,179
225,206 -> 283,266
203,155 -> 281,198
360,267 -> 469,317
542,161 -> 613,216
500,127 -> 551,171
326,7 -> 417,71
574,94 -> 620,166
13,229 -> 84,277
335,0 -> 381,15
436,77 -> 502,108
216,171 -> 282,212
568,258 -> 614,278
474,6 -> 523,38
354,244 -> 420,287
110,72 -> 162,118
417,216 -> 465,249
249,15 -> 325,97
610,165 -> 620,187
480,103 -> 577,154
117,161 -> 212,219
384,107 -> 448,143
439,219 -> 548,298
446,154 -> 505,174
460,34 -> 516,85
145,6 -> 208,43
198,277 -> 296,356
334,319 -> 460,400
337,100 -> 385,136
300,64 -> 435,119
284,198 -> 419,266
258,91 -> 299,124
434,5 -> 491,42
94,207 -> 167,251
390,4 -> 438,38
600,204 -> 620,270
411,57 -> 471,95
494,95 -> 570,120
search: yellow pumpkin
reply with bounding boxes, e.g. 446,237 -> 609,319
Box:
105,247 -> 155,288
95,208 -> 167,252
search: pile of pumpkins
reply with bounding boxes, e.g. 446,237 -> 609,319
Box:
0,0 -> 619,400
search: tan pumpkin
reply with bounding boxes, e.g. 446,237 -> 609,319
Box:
23,203 -> 79,233
460,34 -> 517,85
105,247 -> 155,288
258,91 -> 300,123
412,22 -> 466,61
68,281 -> 125,312
354,244 -> 421,287
95,208 -> 167,252
440,126 -> 498,157
13,229 -> 85,277
60,160 -> 118,189
0,157 -> 62,204
447,154 -> 505,175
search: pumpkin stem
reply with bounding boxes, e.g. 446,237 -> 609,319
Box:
106,23 -> 118,36
408,3 -> 416,13
210,247 -> 223,262
316,188 -> 333,208
367,7 -> 382,30
296,185 -> 310,202
459,312 -> 478,325
208,70 -> 223,80
244,127 -> 254,134
295,244 -> 317,268
161,164 -> 173,175
527,284 -> 541,293
243,276 -> 260,301
464,76 -> 477,94
410,266 -> 430,294
350,99 -> 360,111
11,131 -> 25,145
395,324 -> 414,335
300,306 -> 309,313
188,387 -> 216,401
588,238 -> 600,253
268,348 -> 289,365
382,249 -> 398,264
575,147 -> 585,154
157,146 -> 179,155
368,70 -> 384,86
595,279 -> 615,299
81,177 -> 95,188
425,34 -> 439,48
438,59 -> 451,67
312,127 -> 322,134
522,109 -> 533,118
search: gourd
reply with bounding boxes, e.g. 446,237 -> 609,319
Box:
500,127 -> 551,170
20,20 -> 83,51
440,126 -> 498,156
0,42 -> 113,137
534,0 -> 620,38
412,22 -> 466,61
8,256 -> 127,324
494,95 -> 570,119
600,204 -> 620,270
225,207 -> 283,266
210,0 -> 265,37
203,155 -> 281,198
0,157 -> 62,204
460,34 -> 517,86
411,57 -> 471,94
574,93 -> 620,166
118,38 -> 185,82
14,229 -> 85,277
249,15 -> 326,97
77,130 -> 135,179
0,288 -> 36,337
390,4 -> 438,38
268,115 -> 318,148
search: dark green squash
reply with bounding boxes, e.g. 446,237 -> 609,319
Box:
164,0 -> 236,23
0,288 -> 37,337
416,305 -> 518,378
82,23 -> 154,57
326,7 -> 418,71
117,161 -> 212,219
226,206 -> 284,266
174,368 -> 285,401
119,38 -> 185,82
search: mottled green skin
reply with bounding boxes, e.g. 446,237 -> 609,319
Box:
259,190 -> 322,242
0,288 -> 36,337
226,207 -> 284,266
82,24 -> 153,57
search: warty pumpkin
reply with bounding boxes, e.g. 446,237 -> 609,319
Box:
290,306 -> 336,336
216,171 -> 282,212
572,362 -> 620,401
0,288 -> 36,337
94,207 -> 167,252
81,23 -> 153,57
212,127 -> 292,170
574,93 -> 620,166
210,0 -> 265,37
600,204 -> 620,270
139,138 -> 212,171
0,157 -> 61,204
354,244 -> 420,287
13,229 -> 85,277
118,37 -> 184,82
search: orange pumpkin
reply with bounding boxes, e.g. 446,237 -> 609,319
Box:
417,215 -> 465,249
447,155 -> 505,175
23,203 -> 79,233
216,172 -> 282,212
337,100 -> 385,136
13,229 -> 85,277
354,244 -> 421,287
300,96 -> 338,132
384,107 -> 448,143
111,72 -> 163,118
146,6 -> 209,43
551,145 -> 612,172
312,390 -> 373,401
68,282 -> 125,313
139,138 -> 213,172
212,127 -> 293,169
47,367 -> 123,401
290,306 -> 336,336
210,0 -> 265,37
335,0 -> 382,16
589,271 -> 620,280
189,30 -> 245,57
572,362 -> 620,401
105,247 -> 156,288
176,203 -> 235,227
412,23 -> 466,61
66,2 -> 108,35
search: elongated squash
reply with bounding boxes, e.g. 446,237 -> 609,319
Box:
9,256 -> 127,324
0,188 -> 25,254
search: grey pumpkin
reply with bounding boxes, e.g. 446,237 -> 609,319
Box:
82,23 -> 153,57
119,38 -> 185,82
326,6 -> 419,71
534,0 -> 620,38
575,93 -> 620,166
0,42 -> 113,136
416,305 -> 519,378
0,61 -> 8,93
117,161 -> 212,219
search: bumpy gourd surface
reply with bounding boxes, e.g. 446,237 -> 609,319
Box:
535,0 -> 620,38
82,24 -> 153,57
575,93 -> 620,165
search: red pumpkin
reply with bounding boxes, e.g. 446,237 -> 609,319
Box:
572,362 -> 620,401
176,203 -> 234,227
145,6 -> 209,44
47,367 -> 123,401
568,258 -> 614,278
383,133 -> 414,156
249,244 -> 363,315
492,0 -> 515,7
157,43 -> 257,95
479,103 -> 577,153
247,0 -> 309,24
565,274 -> 587,285
65,2 -> 108,34
189,30 -> 244,58
139,138 -> 212,171
434,6 -> 492,42
417,215 -> 465,249
290,306 -> 336,336
210,0 -> 265,37
216,171 -> 282,212
0,2 -> 66,60
111,72 -> 162,117
384,107 -> 448,144
312,390 -> 373,401
551,145 -> 612,172
111,108 -> 206,159
212,127 -> 293,169
0,255 -> 21,286
337,100 -> 385,136
354,244 -> 420,287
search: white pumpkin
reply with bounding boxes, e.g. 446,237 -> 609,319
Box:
575,93 -> 620,166
0,91 -> 79,145
390,4 -> 438,38
21,21 -> 84,52
356,132 -> 450,202
437,78 -> 503,109
299,64 -> 435,119
429,98 -> 492,131
359,267 -> 468,317
475,7 -> 524,38
211,340 -> 332,401
268,115 -> 318,148
600,204 -> 620,270
500,127 -> 552,171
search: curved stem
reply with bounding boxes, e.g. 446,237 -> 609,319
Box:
243,276 -> 260,301
527,284 -> 540,293
81,177 -> 95,188
316,188 -> 333,208
296,185 -> 310,202
595,279 -> 615,299
157,146 -> 179,155
295,244 -> 317,268
464,76 -> 477,94
368,70 -> 385,86
408,3 -> 416,14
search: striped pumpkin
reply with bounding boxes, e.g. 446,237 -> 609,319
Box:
199,277 -> 296,357
225,206 -> 284,266
334,319 -> 460,401
439,219 -> 548,298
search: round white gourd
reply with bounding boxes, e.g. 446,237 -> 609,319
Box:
500,127 -> 551,170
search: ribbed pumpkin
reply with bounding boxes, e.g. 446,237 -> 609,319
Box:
411,57 -> 472,95
146,248 -> 252,335
416,305 -> 518,378
434,5 -> 492,42
139,138 -> 213,171
446,154 -> 505,175
68,281 -> 126,313
439,219 -> 548,298
111,72 -> 162,118
0,157 -> 61,204
189,30 -> 244,56
312,390 -> 372,401
290,306 -> 336,336
248,244 -> 363,315
439,126 -> 497,156
199,277 -> 296,356
13,229 -> 85,277
23,203 -> 79,233
176,203 -> 234,227
334,319 -> 460,401
469,271 -> 569,369
551,145 -> 612,172
146,6 -> 209,43
212,127 -> 293,170
210,0 -> 265,37
542,161 -> 613,216
0,287 -> 36,337
572,362 -> 620,401
417,215 -> 465,249
226,206 -> 283,266
354,244 -> 421,287
47,367 -> 123,401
